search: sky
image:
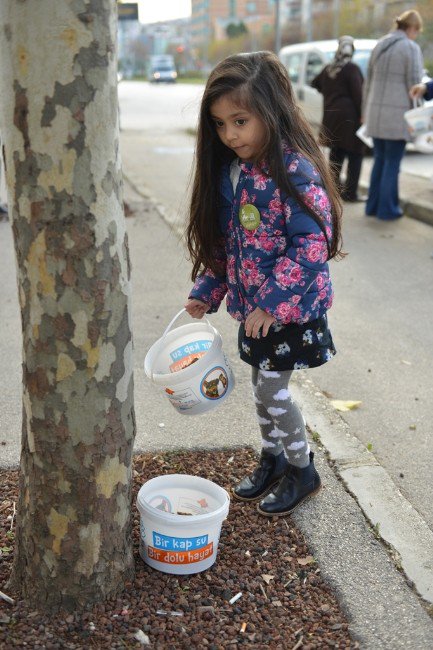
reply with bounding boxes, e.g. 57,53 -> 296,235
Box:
137,0 -> 191,24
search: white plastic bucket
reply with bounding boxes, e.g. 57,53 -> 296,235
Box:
136,474 -> 230,575
413,131 -> 433,154
404,105 -> 433,137
144,309 -> 235,415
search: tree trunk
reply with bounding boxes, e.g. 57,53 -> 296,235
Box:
0,0 -> 136,611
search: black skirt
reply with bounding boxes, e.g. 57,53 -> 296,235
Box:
238,314 -> 336,371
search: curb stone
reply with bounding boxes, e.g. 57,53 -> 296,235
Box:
291,372 -> 433,606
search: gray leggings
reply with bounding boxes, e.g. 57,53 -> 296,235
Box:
252,367 -> 310,468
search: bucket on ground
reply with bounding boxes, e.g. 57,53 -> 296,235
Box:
144,309 -> 235,415
136,474 -> 230,575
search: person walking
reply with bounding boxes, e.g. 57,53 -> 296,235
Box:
362,10 -> 424,220
184,52 -> 343,516
312,35 -> 365,202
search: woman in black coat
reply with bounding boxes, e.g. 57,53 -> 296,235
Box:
312,35 -> 364,202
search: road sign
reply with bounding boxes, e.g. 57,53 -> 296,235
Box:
118,2 -> 138,21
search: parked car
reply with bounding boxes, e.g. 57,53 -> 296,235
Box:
278,39 -> 377,128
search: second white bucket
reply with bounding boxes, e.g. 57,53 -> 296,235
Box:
137,474 -> 230,575
144,309 -> 235,415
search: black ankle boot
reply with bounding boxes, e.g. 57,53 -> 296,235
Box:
257,451 -> 321,516
233,450 -> 289,502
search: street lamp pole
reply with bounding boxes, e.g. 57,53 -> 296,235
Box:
274,0 -> 281,54
333,0 -> 340,39
303,0 -> 313,42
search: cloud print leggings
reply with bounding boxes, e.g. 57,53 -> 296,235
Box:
252,367 -> 310,469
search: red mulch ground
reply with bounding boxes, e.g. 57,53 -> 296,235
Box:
0,447 -> 357,649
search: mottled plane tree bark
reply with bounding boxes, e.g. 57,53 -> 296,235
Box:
0,0 -> 136,611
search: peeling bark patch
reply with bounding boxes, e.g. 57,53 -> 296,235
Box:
76,523 -> 101,577
53,313 -> 75,341
116,340 -> 132,403
18,44 -> 28,75
28,231 -> 56,297
78,12 -> 94,25
48,507 -> 76,555
96,456 -> 128,499
76,41 -> 108,76
60,28 -> 78,50
56,353 -> 76,382
4,23 -> 12,41
13,81 -> 30,150
26,367 -> 51,399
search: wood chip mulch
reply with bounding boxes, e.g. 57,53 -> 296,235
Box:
0,447 -> 358,649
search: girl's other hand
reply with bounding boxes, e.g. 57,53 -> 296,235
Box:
185,299 -> 210,319
409,82 -> 427,100
245,307 -> 276,338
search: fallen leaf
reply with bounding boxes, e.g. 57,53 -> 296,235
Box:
297,555 -> 315,566
330,399 -> 362,412
261,574 -> 274,585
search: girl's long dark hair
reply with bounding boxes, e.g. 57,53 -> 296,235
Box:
186,51 -> 344,281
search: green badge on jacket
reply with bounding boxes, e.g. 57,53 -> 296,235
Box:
239,204 -> 261,230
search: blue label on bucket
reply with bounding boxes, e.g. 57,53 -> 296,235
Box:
152,532 -> 209,551
169,340 -> 212,362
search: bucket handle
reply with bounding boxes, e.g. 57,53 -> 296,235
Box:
149,308 -> 213,382
162,308 -> 212,337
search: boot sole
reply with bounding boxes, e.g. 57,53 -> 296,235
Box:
256,485 -> 322,517
231,478 -> 282,503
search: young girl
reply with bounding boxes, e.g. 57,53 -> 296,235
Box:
185,51 -> 343,517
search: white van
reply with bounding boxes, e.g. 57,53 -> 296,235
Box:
278,39 -> 377,127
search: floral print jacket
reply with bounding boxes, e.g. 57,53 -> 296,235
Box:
189,148 -> 334,325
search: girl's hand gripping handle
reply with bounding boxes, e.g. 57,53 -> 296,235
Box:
185,298 -> 210,319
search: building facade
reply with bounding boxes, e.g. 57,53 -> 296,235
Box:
191,0 -> 276,50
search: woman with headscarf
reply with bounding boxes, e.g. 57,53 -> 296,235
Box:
362,10 -> 424,220
312,35 -> 364,202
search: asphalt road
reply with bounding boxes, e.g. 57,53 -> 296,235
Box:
118,80 -> 433,533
